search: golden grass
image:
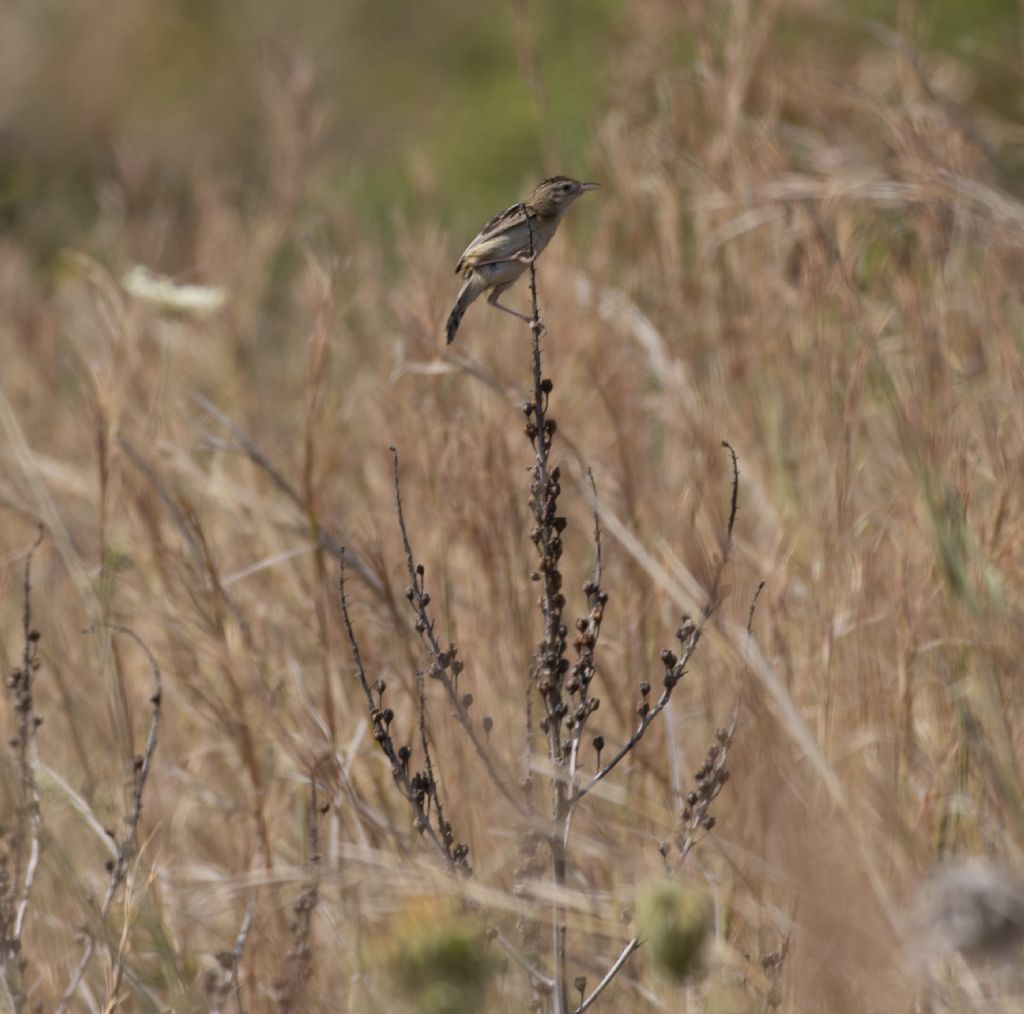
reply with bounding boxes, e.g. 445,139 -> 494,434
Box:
3,2 -> 1024,1010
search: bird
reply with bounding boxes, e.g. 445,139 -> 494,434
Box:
445,176 -> 599,344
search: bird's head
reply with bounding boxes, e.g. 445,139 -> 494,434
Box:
526,176 -> 600,218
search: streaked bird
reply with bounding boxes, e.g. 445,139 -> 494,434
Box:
445,176 -> 599,344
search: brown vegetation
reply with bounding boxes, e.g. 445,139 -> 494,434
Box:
3,2 -> 1024,1010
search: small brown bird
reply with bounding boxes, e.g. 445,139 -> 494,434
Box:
445,176 -> 599,344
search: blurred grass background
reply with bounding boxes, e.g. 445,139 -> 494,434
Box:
4,0 -> 1024,1010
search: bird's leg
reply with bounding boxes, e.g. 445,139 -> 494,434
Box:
487,284 -> 532,323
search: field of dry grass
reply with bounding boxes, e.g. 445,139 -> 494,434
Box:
3,1 -> 1024,1011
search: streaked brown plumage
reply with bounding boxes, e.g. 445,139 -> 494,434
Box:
445,176 -> 599,344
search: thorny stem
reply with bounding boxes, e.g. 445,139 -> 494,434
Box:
339,555 -> 468,873
57,624 -> 161,1014
389,447 -> 526,818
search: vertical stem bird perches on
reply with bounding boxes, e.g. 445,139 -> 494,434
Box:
522,213 -> 571,1014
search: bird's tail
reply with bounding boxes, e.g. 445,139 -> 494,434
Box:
445,274 -> 483,345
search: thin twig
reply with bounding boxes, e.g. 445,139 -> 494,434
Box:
57,624 -> 162,1014
747,580 -> 766,637
12,526 -> 44,944
570,442 -> 743,806
187,390 -> 383,596
568,614 -> 704,806
494,931 -> 556,992
273,774 -> 322,1012
588,468 -> 602,589
675,706 -> 738,864
338,554 -> 460,870
2,526 -> 45,1010
572,937 -> 641,1014
562,469 -> 606,848
722,441 -> 739,552
389,447 -> 525,817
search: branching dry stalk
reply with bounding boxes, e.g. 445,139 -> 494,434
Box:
56,624 -> 161,1014
389,447 -> 526,819
517,214 -> 744,1010
339,556 -> 470,873
333,218 -> 744,1014
1,526 -> 45,1011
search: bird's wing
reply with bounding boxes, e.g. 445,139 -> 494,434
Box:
455,201 -> 531,274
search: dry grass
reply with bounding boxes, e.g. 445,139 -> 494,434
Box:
3,1 -> 1024,1011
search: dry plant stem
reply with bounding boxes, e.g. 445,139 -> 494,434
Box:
568,618 -> 704,807
572,937 -> 641,1014
57,624 -> 161,1014
415,666 -> 450,858
521,215 -> 571,1014
339,557 -> 466,872
230,901 -> 256,1014
187,390 -> 383,597
389,448 -> 526,818
675,707 -> 738,865
209,846 -> 261,1014
2,526 -> 45,1010
302,274 -> 338,744
561,470 -> 605,853
562,445 -> 742,1007
568,442 -> 740,808
220,894 -> 256,1014
495,931 -> 556,992
274,776 -> 322,1012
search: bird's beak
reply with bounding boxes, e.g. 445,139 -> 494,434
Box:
580,182 -> 600,192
